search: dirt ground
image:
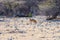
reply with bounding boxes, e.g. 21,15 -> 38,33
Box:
0,16 -> 60,40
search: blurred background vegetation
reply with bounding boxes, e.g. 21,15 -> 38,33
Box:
0,0 -> 59,17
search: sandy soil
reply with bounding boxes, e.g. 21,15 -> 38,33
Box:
0,16 -> 60,40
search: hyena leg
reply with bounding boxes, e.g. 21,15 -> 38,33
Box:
46,12 -> 59,20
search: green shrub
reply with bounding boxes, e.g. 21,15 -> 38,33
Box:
28,12 -> 32,17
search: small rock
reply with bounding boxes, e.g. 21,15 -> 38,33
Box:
18,30 -> 26,33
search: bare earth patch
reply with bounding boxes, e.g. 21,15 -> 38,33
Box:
0,16 -> 60,40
